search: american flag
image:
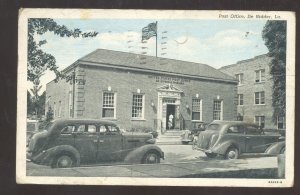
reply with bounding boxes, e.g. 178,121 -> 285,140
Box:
142,22 -> 157,41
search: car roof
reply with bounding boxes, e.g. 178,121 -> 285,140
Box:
210,120 -> 258,126
52,118 -> 117,126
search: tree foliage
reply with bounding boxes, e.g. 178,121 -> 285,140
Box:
27,90 -> 34,115
262,21 -> 286,122
28,18 -> 98,82
27,90 -> 46,118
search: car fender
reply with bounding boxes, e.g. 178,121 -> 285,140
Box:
265,141 -> 285,155
124,145 -> 164,164
32,145 -> 81,166
211,141 -> 239,155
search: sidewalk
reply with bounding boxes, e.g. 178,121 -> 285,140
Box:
27,156 -> 278,178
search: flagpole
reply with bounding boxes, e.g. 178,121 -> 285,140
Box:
156,21 -> 158,57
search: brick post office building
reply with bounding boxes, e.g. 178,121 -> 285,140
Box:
46,49 -> 237,133
219,54 -> 285,130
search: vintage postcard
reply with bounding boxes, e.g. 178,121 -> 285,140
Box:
17,9 -> 295,187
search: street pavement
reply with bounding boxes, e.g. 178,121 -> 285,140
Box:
26,144 -> 278,178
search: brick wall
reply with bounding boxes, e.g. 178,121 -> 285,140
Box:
219,54 -> 276,129
46,63 -> 237,131
78,64 -> 237,130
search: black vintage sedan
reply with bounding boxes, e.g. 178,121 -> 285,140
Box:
193,121 -> 285,159
27,119 -> 164,168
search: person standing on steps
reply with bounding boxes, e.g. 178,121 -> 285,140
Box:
168,113 -> 174,130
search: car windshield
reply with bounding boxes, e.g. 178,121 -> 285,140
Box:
43,122 -> 53,131
206,124 -> 221,131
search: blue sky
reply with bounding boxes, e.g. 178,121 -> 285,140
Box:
31,19 -> 269,92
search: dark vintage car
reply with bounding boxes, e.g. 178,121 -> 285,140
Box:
193,121 -> 285,159
181,122 -> 207,145
27,119 -> 164,168
26,119 -> 40,146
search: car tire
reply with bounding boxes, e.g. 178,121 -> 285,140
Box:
142,151 -> 160,164
224,147 -> 239,160
205,152 -> 217,158
52,153 -> 75,168
182,141 -> 189,145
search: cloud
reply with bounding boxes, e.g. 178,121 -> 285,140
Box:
32,27 -> 267,92
203,29 -> 252,48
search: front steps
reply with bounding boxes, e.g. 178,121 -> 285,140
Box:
156,129 -> 184,145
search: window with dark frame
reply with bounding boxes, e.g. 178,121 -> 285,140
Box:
132,94 -> 144,118
238,94 -> 243,105
235,73 -> 244,85
213,100 -> 222,120
254,91 -> 265,105
255,116 -> 265,129
255,69 -> 265,83
192,98 -> 201,121
277,116 -> 286,129
102,92 -> 115,118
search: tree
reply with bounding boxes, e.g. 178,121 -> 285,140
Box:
262,21 -> 286,122
28,18 -> 98,82
30,83 -> 43,118
27,90 -> 34,115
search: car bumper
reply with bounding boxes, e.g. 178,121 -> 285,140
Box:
27,150 -> 53,166
192,145 -> 213,154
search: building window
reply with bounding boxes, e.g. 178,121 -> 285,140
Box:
132,94 -> 144,118
69,91 -> 73,118
255,69 -> 265,83
235,73 -> 244,85
53,102 -> 56,117
102,92 -> 115,118
255,116 -> 265,129
192,98 -> 202,121
254,91 -> 265,105
238,94 -> 243,105
213,100 -> 223,120
277,116 -> 286,129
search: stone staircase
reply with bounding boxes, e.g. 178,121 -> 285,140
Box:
156,130 -> 184,145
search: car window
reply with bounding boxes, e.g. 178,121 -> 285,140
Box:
227,125 -> 244,134
103,125 -> 119,135
106,125 -> 119,132
77,125 -> 86,133
87,125 -> 97,133
61,125 -> 75,134
246,125 -> 262,135
99,125 -> 107,134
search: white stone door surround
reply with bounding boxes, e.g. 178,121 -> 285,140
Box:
156,84 -> 183,133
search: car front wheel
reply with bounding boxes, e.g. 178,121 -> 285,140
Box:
142,151 -> 160,164
53,154 -> 75,168
225,147 -> 239,160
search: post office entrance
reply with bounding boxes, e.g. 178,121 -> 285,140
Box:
166,104 -> 175,130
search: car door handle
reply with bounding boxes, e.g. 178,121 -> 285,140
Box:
93,139 -> 98,143
99,140 -> 104,143
246,137 -> 250,139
